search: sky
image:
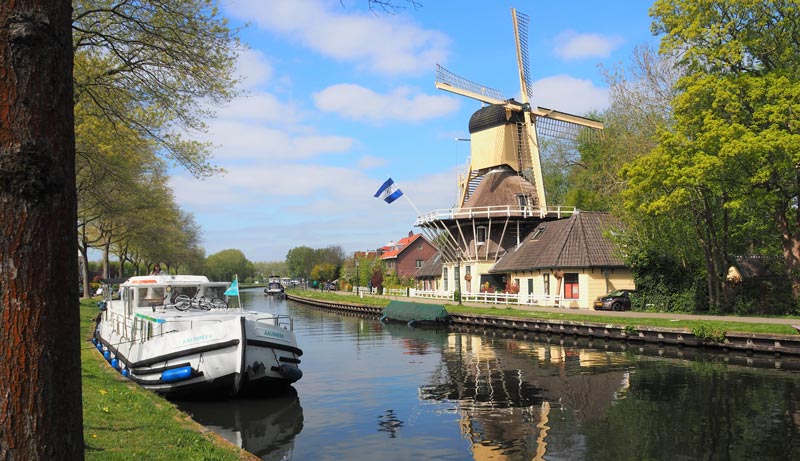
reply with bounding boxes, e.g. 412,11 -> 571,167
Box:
168,0 -> 660,262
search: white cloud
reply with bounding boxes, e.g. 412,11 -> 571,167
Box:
217,93 -> 303,125
356,155 -> 387,169
224,0 -> 450,75
235,48 -> 274,89
202,120 -> 354,161
313,84 -> 460,122
531,75 -> 609,115
553,30 -> 624,60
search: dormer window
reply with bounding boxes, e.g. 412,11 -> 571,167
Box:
531,226 -> 546,240
476,226 -> 487,245
516,194 -> 529,207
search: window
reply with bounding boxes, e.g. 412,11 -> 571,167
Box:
476,226 -> 487,245
543,273 -> 550,295
527,279 -> 533,295
516,194 -> 529,207
564,273 -> 579,299
415,259 -> 423,268
443,267 -> 448,291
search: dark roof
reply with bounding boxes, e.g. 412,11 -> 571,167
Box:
415,252 -> 442,278
490,212 -> 625,273
730,255 -> 774,279
463,166 -> 539,208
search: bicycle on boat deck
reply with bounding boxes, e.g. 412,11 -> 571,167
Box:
173,293 -> 228,311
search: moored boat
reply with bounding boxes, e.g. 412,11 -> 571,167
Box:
264,275 -> 286,299
379,300 -> 451,327
93,274 -> 303,399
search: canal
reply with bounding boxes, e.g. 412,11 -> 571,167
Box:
177,289 -> 800,460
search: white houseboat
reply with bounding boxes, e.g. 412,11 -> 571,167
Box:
93,274 -> 302,398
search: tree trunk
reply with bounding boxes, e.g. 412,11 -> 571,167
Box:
0,1 -> 84,460
775,209 -> 800,301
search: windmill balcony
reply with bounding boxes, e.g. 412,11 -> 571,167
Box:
415,204 -> 577,226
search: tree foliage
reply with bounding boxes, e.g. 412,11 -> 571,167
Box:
204,249 -> 254,282
72,0 -> 240,177
630,0 -> 800,307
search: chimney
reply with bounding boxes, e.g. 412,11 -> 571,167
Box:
408,230 -> 413,237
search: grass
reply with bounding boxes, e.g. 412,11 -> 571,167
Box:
79,298 -> 256,461
286,288 -> 800,336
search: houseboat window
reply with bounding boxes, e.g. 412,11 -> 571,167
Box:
543,273 -> 550,295
139,287 -> 165,307
443,268 -> 448,291
476,226 -> 487,245
564,273 -> 579,299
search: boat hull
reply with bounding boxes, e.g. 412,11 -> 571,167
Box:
94,310 -> 302,399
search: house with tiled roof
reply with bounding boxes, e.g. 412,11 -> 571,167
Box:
379,231 -> 437,279
415,252 -> 443,292
489,212 -> 634,309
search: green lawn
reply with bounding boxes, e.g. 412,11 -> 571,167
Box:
287,289 -> 799,336
79,299 -> 255,461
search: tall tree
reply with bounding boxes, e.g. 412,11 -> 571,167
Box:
71,0 -> 240,177
646,0 -> 800,303
0,1 -> 84,459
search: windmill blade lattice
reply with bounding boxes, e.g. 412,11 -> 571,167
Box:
436,64 -> 506,103
535,115 -> 603,144
513,9 -> 533,102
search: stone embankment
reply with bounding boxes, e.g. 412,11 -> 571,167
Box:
286,294 -> 800,363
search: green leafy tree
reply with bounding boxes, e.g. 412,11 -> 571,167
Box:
310,263 -> 338,284
286,246 -> 315,279
640,0 -> 800,305
205,249 -> 254,282
71,0 -> 240,177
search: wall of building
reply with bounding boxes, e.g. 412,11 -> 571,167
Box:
508,267 -> 635,309
395,238 -> 437,278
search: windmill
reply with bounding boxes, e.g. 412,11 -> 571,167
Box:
414,8 -> 605,292
435,8 -> 603,209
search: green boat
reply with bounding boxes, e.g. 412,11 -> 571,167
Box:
380,300 -> 451,327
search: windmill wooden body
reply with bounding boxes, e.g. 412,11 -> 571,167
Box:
415,9 -> 603,294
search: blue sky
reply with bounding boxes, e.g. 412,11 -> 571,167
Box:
168,0 -> 659,262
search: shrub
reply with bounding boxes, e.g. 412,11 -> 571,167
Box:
692,323 -> 727,344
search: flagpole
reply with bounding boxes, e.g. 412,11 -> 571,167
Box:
403,194 -> 422,216
236,274 -> 243,310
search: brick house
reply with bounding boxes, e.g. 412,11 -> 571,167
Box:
379,231 -> 437,279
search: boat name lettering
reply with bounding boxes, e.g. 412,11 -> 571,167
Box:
260,329 -> 284,339
183,334 -> 212,344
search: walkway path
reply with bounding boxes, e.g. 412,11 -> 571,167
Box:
344,290 -> 799,326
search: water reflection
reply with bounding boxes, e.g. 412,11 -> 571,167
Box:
183,293 -> 800,461
178,389 -> 303,461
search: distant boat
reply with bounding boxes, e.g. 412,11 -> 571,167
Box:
265,275 -> 286,299
93,274 -> 302,399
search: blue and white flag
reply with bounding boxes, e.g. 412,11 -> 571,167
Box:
374,178 -> 403,204
224,277 -> 239,297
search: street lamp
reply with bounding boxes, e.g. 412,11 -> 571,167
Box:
355,259 -> 359,296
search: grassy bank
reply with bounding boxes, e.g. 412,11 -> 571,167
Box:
286,289 -> 799,336
79,299 -> 256,461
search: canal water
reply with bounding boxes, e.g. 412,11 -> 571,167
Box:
177,289 -> 800,460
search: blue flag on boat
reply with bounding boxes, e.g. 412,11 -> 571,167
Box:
374,178 -> 403,204
224,277 -> 239,297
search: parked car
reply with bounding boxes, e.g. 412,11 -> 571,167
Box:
593,289 -> 635,311
324,282 -> 337,291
